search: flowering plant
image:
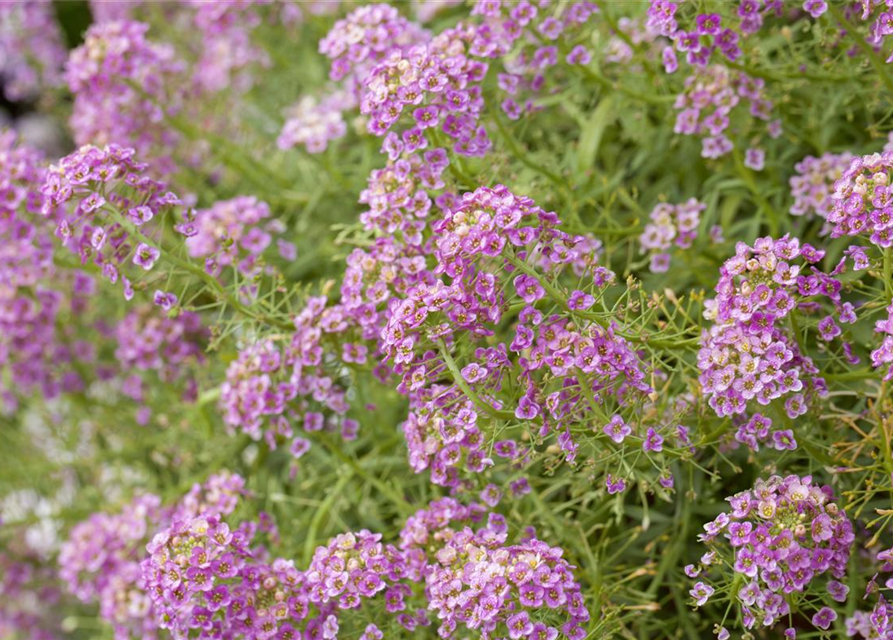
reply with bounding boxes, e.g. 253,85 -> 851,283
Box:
4,2 -> 893,639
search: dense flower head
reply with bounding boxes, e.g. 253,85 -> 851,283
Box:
186,195 -> 290,280
319,3 -> 428,84
359,23 -> 491,156
305,530 -> 409,611
277,93 -> 350,154
186,0 -> 271,93
425,527 -> 590,639
790,151 -> 854,222
401,381 -> 502,486
378,184 -> 646,483
829,151 -> 893,247
141,514 -> 272,638
693,475 -> 854,631
0,132 -> 99,412
0,0 -> 66,101
647,0 -> 787,70
65,21 -> 186,173
60,472 -> 247,640
41,144 -> 189,301
639,198 -> 706,272
340,236 -> 436,347
673,65 -> 777,158
219,296 -> 356,455
358,147 -> 450,237
399,497 -> 488,555
0,552 -> 63,640
59,494 -> 164,640
699,235 -> 832,418
114,306 -> 207,412
0,130 -> 51,285
172,471 -> 248,523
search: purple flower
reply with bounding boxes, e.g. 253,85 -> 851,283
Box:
690,581 -> 714,606
606,474 -> 626,495
803,0 -> 828,18
643,428 -> 664,452
603,415 -> 631,443
133,244 -> 160,270
566,45 -> 591,65
568,290 -> 595,310
811,606 -> 837,629
744,147 -> 765,171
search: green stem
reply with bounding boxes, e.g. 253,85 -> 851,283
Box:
491,111 -> 570,193
437,340 -> 515,421
505,254 -> 699,350
110,207 -> 294,331
733,149 -> 781,236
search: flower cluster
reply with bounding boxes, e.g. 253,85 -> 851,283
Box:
172,471 -> 248,522
790,151 -> 854,224
305,530 -> 410,612
0,0 -> 66,101
65,21 -> 186,174
699,236 -> 831,421
693,475 -> 854,632
378,185 -> 646,483
0,131 -> 79,411
398,497 -> 487,557
219,296 -> 356,456
59,494 -> 164,640
673,65 -> 778,158
187,0 -> 271,94
0,552 -> 63,640
828,151 -> 893,247
41,144 -> 188,301
359,24 -> 491,156
425,528 -> 590,639
639,198 -> 706,272
647,0 -> 784,70
470,0 -> 599,121
141,514 -> 270,639
319,4 -> 427,86
186,196 -> 291,280
115,306 -> 207,414
358,147 -> 450,238
277,93 -> 350,154
58,473 -> 246,640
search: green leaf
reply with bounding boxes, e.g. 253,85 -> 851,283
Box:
575,95 -> 616,180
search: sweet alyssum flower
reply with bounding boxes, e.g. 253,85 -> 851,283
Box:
424,526 -> 590,639
694,475 -> 853,632
699,235 -> 831,423
41,144 -> 189,302
0,0 -> 66,102
673,65 -> 776,158
0,131 -> 98,412
219,296 -> 357,457
829,151 -> 893,248
380,184 -> 647,485
59,494 -> 165,640
186,195 -> 292,282
638,198 -> 706,272
789,151 -> 854,223
65,20 -> 186,174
